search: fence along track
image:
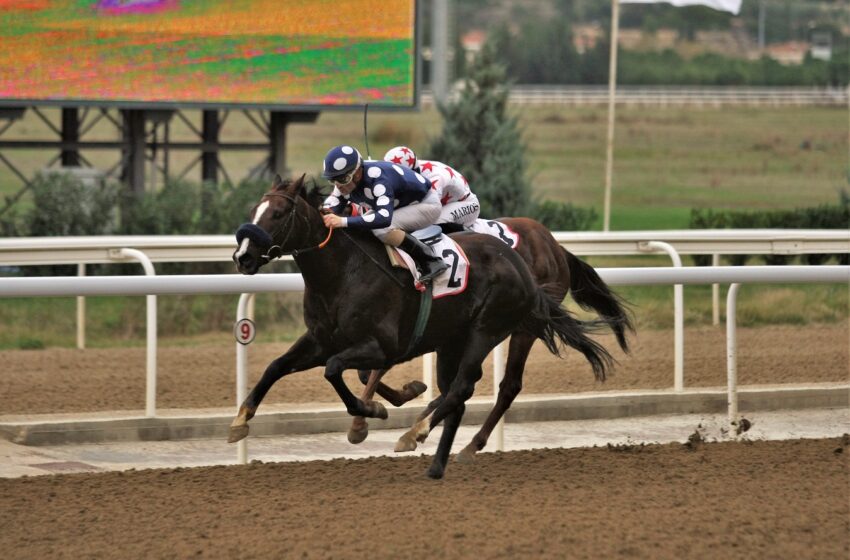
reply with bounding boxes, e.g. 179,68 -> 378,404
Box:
422,86 -> 850,107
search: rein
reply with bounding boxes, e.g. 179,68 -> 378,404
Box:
257,191 -> 333,261
240,190 -> 405,289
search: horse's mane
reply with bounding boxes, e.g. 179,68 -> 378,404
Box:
272,175 -> 329,210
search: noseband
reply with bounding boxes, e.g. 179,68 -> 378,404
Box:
235,191 -> 332,264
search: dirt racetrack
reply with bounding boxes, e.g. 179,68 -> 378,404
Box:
0,323 -> 846,415
0,324 -> 847,558
1,437 -> 847,559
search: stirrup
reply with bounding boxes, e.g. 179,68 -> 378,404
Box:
418,261 -> 449,284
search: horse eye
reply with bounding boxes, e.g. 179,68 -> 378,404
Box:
272,210 -> 282,220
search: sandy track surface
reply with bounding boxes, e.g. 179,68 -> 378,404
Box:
0,438 -> 847,559
0,323 -> 846,415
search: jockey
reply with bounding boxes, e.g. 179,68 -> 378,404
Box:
320,145 -> 449,284
383,146 -> 480,233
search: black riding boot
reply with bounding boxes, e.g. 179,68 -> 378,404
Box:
399,233 -> 449,285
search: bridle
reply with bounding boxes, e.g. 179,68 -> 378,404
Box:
236,191 -> 333,264
236,189 -> 403,288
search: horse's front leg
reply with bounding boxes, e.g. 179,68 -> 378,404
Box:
348,369 -> 388,444
228,332 -> 328,443
324,340 -> 390,419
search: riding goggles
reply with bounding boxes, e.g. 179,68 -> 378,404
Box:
331,170 -> 355,186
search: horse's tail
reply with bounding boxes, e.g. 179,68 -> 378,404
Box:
520,287 -> 615,382
564,248 -> 634,354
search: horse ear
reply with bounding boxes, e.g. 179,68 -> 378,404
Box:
272,174 -> 283,189
290,173 -> 307,196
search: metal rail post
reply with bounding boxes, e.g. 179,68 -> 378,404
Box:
115,249 -> 157,417
422,353 -> 434,401
726,283 -> 741,430
235,293 -> 254,465
76,263 -> 85,349
712,254 -> 721,326
492,341 -> 507,451
640,241 -> 684,391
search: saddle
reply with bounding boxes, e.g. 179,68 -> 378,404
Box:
387,225 -> 469,298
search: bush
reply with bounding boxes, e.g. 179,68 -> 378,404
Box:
8,171 -> 121,237
16,337 -> 44,350
689,197 -> 850,265
529,200 -> 597,231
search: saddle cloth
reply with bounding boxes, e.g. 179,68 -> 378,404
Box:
388,235 -> 470,298
469,219 -> 521,249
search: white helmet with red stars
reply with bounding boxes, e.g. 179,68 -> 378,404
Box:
383,146 -> 417,170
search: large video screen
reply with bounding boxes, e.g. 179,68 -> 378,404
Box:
0,0 -> 418,109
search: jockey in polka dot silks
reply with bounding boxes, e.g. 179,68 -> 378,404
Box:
320,145 -> 449,284
384,146 -> 480,234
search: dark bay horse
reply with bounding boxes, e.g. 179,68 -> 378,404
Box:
349,217 -> 634,461
230,174 -> 613,478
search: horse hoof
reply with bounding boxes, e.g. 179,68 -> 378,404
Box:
455,447 -> 477,464
228,424 -> 249,444
347,426 -> 369,444
370,401 -> 388,420
426,465 -> 445,479
403,381 -> 428,399
394,434 -> 418,453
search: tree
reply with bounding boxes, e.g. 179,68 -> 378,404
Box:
429,40 -> 531,218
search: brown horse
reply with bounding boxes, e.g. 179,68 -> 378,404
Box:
348,217 -> 633,462
230,175 -> 614,478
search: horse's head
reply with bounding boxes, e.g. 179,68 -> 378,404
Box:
233,173 -> 319,275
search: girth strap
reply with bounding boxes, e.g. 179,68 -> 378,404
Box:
404,282 -> 433,356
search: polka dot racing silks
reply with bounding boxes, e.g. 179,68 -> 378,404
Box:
322,161 -> 433,230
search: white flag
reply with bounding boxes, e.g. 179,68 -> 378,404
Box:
619,0 -> 741,15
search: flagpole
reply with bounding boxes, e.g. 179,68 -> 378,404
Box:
603,0 -> 620,232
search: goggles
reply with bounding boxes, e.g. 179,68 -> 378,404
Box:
331,170 -> 355,187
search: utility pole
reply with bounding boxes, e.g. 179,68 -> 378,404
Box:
431,0 -> 449,103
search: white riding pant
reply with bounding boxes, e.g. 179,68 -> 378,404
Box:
372,190 -> 442,242
438,193 -> 480,228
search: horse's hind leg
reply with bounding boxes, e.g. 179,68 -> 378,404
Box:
229,332 -> 328,443
456,331 -> 535,463
395,347 -> 461,453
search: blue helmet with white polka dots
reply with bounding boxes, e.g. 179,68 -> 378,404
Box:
322,145 -> 362,180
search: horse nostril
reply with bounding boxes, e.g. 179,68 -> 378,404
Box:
238,253 -> 254,269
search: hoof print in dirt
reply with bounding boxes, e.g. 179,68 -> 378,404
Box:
735,418 -> 753,435
684,429 -> 705,451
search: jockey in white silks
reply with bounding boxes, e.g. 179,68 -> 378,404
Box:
383,146 -> 481,233
320,145 -> 448,284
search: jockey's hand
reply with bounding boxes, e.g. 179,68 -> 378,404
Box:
323,213 -> 344,229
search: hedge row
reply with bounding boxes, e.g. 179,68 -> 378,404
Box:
689,197 -> 850,266
0,171 -> 599,276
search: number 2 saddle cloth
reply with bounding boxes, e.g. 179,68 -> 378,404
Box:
387,219 -> 521,298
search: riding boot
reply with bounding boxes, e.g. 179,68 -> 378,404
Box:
438,222 -> 465,234
399,233 -> 449,285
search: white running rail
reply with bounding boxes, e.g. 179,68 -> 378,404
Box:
0,265 -> 846,462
